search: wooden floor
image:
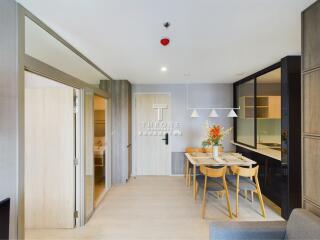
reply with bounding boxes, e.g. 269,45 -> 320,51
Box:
94,181 -> 106,205
26,176 -> 283,240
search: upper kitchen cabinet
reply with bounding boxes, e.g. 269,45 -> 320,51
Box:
257,68 -> 281,120
234,64 -> 283,150
302,1 -> 320,71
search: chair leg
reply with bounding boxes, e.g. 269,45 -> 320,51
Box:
256,178 -> 266,218
193,165 -> 197,200
201,177 -> 207,219
223,179 -> 233,219
235,175 -> 240,218
220,191 -> 225,198
195,181 -> 199,200
185,161 -> 189,186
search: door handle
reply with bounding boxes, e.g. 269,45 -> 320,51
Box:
161,133 -> 169,145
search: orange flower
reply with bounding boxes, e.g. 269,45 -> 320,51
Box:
202,123 -> 232,148
210,125 -> 221,139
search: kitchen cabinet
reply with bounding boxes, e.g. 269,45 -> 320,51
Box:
239,96 -> 280,119
268,96 -> 281,119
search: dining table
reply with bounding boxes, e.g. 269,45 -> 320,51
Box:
185,152 -> 257,200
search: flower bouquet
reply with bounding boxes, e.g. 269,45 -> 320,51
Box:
202,123 -> 232,158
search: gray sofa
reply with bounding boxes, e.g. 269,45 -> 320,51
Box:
210,209 -> 320,240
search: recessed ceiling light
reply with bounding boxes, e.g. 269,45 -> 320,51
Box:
161,66 -> 167,72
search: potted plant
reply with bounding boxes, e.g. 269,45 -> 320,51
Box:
202,124 -> 232,159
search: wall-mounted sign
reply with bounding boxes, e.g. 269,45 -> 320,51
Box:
139,103 -> 183,136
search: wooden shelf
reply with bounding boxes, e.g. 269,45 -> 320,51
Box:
245,106 -> 268,108
239,96 -> 281,119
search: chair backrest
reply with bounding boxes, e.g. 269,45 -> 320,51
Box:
231,165 -> 259,178
204,146 -> 224,153
200,165 -> 227,178
185,147 -> 210,153
185,147 -> 223,153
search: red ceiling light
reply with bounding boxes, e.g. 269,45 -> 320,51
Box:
160,38 -> 170,46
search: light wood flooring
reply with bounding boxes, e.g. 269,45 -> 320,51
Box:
94,181 -> 106,205
26,176 -> 283,240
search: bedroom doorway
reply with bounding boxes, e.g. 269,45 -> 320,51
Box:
93,95 -> 109,206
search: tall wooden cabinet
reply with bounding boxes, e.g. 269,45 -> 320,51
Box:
100,80 -> 132,184
302,0 -> 320,216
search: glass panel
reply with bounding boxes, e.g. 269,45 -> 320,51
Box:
256,68 -> 281,152
84,90 -> 94,222
93,96 -> 106,204
236,79 -> 255,146
25,17 -> 107,84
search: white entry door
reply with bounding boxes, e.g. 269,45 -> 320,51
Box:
136,94 -> 171,175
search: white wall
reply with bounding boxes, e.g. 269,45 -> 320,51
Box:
132,84 -> 235,152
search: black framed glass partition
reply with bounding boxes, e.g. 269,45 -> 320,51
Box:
256,68 -> 281,150
234,63 -> 281,149
235,79 -> 255,147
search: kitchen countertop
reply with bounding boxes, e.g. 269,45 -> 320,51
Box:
231,141 -> 281,161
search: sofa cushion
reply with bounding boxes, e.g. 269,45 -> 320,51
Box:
210,221 -> 287,240
286,209 -> 320,240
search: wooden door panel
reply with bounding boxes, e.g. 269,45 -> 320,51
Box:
302,1 -> 320,71
136,94 -> 171,175
303,70 -> 320,135
303,137 -> 320,206
25,72 -> 75,229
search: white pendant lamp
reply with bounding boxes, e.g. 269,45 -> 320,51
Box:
190,109 -> 200,118
208,109 -> 219,118
227,109 -> 238,118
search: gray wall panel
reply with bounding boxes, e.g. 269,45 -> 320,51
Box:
100,80 -> 131,184
0,1 -> 20,238
171,152 -> 185,175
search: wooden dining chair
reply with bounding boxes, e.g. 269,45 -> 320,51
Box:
197,165 -> 232,219
226,165 -> 266,218
185,147 -> 207,186
184,147 -> 224,187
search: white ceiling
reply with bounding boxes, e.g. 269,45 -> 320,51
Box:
17,0 -> 315,84
25,18 -> 107,84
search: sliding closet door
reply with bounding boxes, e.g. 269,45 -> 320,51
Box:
302,1 -> 320,215
25,71 -> 75,229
